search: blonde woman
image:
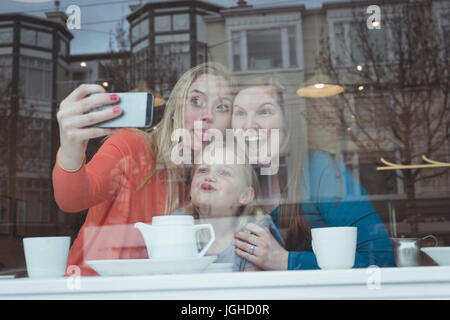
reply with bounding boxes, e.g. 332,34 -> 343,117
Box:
231,76 -> 395,270
53,63 -> 233,276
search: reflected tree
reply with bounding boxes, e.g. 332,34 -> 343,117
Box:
101,18 -> 179,100
314,0 -> 450,236
0,65 -> 41,234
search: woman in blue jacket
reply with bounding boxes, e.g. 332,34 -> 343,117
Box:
231,77 -> 395,270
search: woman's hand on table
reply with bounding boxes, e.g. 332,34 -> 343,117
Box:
233,223 -> 289,271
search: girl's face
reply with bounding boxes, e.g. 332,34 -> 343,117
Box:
231,86 -> 286,164
183,74 -> 232,151
190,157 -> 254,217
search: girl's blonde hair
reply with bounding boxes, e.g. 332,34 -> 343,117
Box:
184,140 -> 266,232
133,62 -> 232,214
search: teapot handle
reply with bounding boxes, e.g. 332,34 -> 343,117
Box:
421,235 -> 438,247
193,224 -> 215,257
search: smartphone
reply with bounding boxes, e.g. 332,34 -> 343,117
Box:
88,92 -> 154,128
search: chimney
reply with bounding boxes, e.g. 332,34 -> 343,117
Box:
237,0 -> 251,8
129,0 -> 144,12
231,0 -> 252,9
45,1 -> 68,26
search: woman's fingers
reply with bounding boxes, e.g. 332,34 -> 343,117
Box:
234,230 -> 263,247
242,222 -> 269,237
62,84 -> 106,104
71,105 -> 122,128
234,222 -> 289,270
78,93 -> 120,114
235,247 -> 259,264
58,91 -> 122,133
234,238 -> 259,255
61,93 -> 120,118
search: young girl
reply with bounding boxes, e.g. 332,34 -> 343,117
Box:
184,141 -> 281,272
53,62 -> 233,276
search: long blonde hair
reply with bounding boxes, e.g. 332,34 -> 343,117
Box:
235,75 -> 311,251
133,62 -> 233,214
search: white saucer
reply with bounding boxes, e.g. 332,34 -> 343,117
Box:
204,263 -> 233,273
86,256 -> 217,277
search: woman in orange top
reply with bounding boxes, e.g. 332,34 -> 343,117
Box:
53,63 -> 233,275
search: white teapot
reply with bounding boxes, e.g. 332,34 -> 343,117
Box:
135,215 -> 215,259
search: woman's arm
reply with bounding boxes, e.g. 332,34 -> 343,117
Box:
306,150 -> 396,268
53,130 -> 148,212
53,138 -> 122,212
53,84 -> 126,212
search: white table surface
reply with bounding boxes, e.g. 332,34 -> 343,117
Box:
1,266 -> 450,300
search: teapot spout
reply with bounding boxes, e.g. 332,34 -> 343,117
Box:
134,222 -> 152,234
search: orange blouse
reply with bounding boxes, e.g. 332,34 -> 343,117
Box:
52,129 -> 187,276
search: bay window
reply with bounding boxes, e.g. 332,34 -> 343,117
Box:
19,56 -> 52,101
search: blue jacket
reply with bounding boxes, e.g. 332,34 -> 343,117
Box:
270,150 -> 395,270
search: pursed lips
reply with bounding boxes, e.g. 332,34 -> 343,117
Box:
200,182 -> 216,192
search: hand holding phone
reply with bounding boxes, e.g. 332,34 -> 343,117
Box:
88,92 -> 155,128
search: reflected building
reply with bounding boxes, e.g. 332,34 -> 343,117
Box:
0,0 -> 449,273
126,0 -> 222,97
0,9 -> 72,270
204,0 -> 450,241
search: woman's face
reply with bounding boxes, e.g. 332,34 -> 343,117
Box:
231,86 -> 286,164
183,74 -> 232,151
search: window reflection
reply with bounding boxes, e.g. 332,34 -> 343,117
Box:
247,29 -> 283,70
0,0 -> 449,283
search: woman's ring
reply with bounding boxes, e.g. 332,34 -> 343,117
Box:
249,244 -> 255,255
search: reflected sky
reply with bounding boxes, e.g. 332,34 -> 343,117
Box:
0,0 -> 345,54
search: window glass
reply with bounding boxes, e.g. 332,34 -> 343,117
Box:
442,13 -> 450,58
0,55 -> 12,88
59,39 -> 67,57
2,1 -> 450,300
333,22 -> 347,64
20,28 -> 52,49
36,31 -> 52,48
288,26 -> 297,67
172,14 -> 189,31
247,29 -> 282,70
20,28 -> 35,46
155,15 -> 171,33
131,19 -> 149,43
232,31 -> 241,71
19,56 -> 52,100
0,27 -> 13,44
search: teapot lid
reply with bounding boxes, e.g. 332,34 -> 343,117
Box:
152,215 -> 194,225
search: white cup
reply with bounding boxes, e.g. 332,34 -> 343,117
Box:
23,236 -> 71,278
311,227 -> 357,270
135,215 -> 215,259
